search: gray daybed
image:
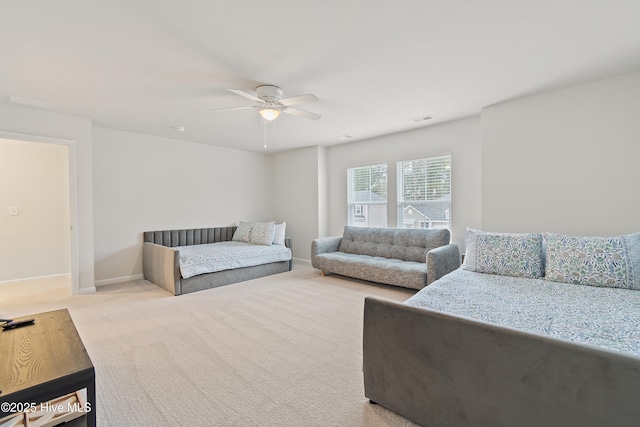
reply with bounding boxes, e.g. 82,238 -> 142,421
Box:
143,226 -> 292,295
311,226 -> 460,289
363,230 -> 640,426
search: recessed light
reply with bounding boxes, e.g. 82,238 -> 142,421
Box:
410,115 -> 435,123
171,126 -> 186,132
336,134 -> 352,140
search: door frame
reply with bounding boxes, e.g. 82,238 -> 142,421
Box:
0,131 -> 79,295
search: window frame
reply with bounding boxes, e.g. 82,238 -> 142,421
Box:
396,154 -> 451,231
346,163 -> 388,228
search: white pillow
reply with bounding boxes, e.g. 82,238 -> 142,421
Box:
250,221 -> 276,246
273,222 -> 286,245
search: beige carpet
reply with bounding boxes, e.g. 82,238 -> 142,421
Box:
1,264 -> 420,427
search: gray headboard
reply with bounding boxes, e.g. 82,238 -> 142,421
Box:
143,227 -> 237,247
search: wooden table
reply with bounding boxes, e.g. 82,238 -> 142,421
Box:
0,309 -> 96,426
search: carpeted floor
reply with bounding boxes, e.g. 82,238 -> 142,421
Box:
1,263 -> 420,426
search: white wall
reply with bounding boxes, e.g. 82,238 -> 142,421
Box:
0,102 -> 94,293
92,127 -> 274,283
271,146 -> 322,261
481,70 -> 640,236
0,139 -> 70,281
5,71 -> 636,286
325,116 -> 482,252
317,146 -> 329,238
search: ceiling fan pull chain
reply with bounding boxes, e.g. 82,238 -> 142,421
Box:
264,120 -> 267,149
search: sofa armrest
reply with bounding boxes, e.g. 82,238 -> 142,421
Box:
311,236 -> 342,269
143,242 -> 181,295
284,237 -> 293,270
426,243 -> 460,285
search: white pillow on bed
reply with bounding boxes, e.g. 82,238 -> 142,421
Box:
250,221 -> 276,246
273,222 -> 286,245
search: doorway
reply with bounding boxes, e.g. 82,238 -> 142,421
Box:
0,133 -> 79,294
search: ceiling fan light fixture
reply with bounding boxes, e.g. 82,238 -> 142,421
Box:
216,85 -> 320,121
259,106 -> 281,121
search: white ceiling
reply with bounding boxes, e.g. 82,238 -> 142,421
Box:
1,1 -> 639,153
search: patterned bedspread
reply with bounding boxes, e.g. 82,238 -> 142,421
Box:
177,241 -> 292,279
405,268 -> 640,356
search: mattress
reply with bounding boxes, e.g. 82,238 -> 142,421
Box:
405,268 -> 640,356
177,241 -> 292,279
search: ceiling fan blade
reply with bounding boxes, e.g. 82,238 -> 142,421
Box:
282,106 -> 322,120
227,88 -> 264,103
210,106 -> 258,112
279,94 -> 318,107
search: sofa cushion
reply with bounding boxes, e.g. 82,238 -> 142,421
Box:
338,226 -> 450,263
464,228 -> 544,279
544,232 -> 640,290
317,252 -> 427,289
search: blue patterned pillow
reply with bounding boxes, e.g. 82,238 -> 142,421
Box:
544,232 -> 640,290
464,228 -> 544,278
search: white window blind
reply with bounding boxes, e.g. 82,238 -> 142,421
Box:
397,155 -> 451,230
347,164 -> 387,228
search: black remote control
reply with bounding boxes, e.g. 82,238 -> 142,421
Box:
2,319 -> 35,330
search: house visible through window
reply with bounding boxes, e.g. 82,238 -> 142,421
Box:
347,164 -> 388,227
397,155 -> 451,230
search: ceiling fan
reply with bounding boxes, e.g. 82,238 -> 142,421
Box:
210,85 -> 321,121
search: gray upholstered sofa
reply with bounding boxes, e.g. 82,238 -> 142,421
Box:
363,229 -> 640,426
311,226 -> 460,289
143,226 -> 292,295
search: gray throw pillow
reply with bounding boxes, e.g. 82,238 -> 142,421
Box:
250,221 -> 276,246
232,221 -> 254,243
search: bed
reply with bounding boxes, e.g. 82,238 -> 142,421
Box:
143,226 -> 292,295
363,230 -> 640,426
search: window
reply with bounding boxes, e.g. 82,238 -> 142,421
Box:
347,164 -> 387,227
397,155 -> 451,230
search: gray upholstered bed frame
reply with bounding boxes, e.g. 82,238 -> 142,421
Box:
142,226 -> 292,296
363,297 -> 640,426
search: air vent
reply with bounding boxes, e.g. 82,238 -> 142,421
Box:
410,115 -> 435,123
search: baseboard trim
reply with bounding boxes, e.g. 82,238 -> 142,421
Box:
0,273 -> 71,286
95,274 -> 144,287
95,263 -> 308,287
